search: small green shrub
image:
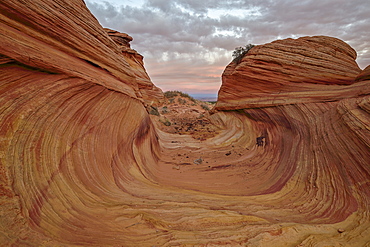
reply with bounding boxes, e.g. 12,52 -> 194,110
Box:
164,91 -> 179,98
232,44 -> 255,64
161,106 -> 169,114
178,92 -> 196,102
148,106 -> 160,116
160,118 -> 171,126
201,104 -> 210,111
164,91 -> 196,102
178,98 -> 187,105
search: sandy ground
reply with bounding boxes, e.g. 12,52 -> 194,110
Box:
148,94 -> 273,196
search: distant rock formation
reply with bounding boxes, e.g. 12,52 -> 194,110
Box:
0,1 -> 369,246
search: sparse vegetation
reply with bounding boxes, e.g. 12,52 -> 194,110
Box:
147,106 -> 160,116
164,91 -> 179,98
163,120 -> 171,126
201,104 -> 210,111
232,44 -> 255,64
159,118 -> 171,126
164,91 -> 196,103
161,106 -> 169,114
178,98 -> 187,105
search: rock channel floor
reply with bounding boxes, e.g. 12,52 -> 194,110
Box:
149,93 -> 272,196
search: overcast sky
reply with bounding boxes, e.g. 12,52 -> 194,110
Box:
86,0 -> 370,96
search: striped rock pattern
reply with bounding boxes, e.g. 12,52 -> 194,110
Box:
216,36 -> 363,110
1,0 -> 370,246
104,28 -> 164,106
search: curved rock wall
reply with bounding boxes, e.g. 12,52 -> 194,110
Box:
0,0 -> 161,245
211,36 -> 370,245
1,1 -> 370,246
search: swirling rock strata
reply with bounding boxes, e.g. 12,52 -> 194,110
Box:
1,1 -> 370,246
216,36 -> 363,110
355,65 -> 370,82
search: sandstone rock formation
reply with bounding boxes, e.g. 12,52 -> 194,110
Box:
1,0 -> 369,246
355,65 -> 370,82
104,28 -> 164,106
216,36 -> 364,109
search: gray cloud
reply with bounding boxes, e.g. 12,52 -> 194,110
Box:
86,0 -> 370,94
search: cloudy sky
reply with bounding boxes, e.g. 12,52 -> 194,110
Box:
86,0 -> 370,96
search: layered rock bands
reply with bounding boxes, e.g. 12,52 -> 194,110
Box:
0,0 -> 369,246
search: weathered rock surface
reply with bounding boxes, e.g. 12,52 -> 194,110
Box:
105,28 -> 164,106
216,36 -> 364,109
1,1 -> 370,246
355,65 -> 370,82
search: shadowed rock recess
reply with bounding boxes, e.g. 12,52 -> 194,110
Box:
0,1 -> 369,246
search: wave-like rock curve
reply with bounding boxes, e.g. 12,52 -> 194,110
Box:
1,0 -> 369,246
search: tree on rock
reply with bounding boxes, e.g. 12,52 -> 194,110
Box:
232,44 -> 255,63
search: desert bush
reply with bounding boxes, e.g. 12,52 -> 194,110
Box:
201,104 -> 210,111
232,44 -> 255,64
178,98 -> 187,105
164,91 -> 196,103
147,106 -> 160,116
161,106 -> 169,114
164,91 -> 179,98
178,92 -> 196,102
160,118 -> 171,126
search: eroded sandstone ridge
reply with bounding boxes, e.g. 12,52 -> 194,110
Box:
104,28 -> 164,106
1,0 -> 370,246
